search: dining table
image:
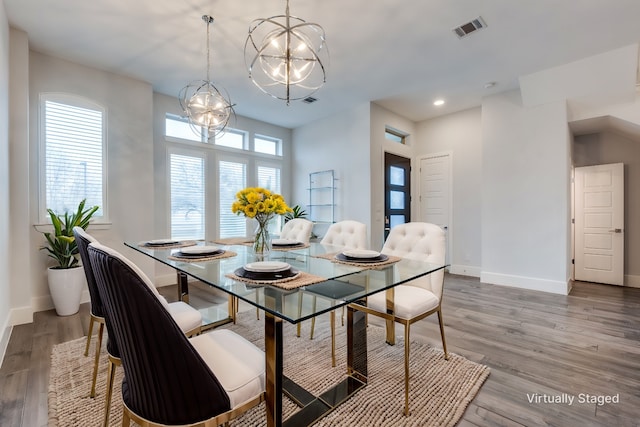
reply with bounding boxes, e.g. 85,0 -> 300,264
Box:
126,239 -> 447,427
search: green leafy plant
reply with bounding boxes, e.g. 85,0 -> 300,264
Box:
284,204 -> 308,223
41,199 -> 99,269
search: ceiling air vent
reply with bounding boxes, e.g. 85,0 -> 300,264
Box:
453,16 -> 487,38
302,96 -> 317,104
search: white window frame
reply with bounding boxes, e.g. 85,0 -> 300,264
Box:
253,134 -> 283,156
38,93 -> 108,223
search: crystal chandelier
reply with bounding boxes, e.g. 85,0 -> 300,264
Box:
179,15 -> 234,139
244,0 -> 328,105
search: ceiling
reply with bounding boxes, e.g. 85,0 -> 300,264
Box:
5,0 -> 640,129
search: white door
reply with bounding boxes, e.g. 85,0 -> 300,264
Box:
419,153 -> 451,265
575,163 -> 624,286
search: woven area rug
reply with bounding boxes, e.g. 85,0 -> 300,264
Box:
49,312 -> 489,426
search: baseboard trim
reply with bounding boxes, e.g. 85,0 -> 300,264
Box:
481,271 -> 570,295
0,314 -> 12,368
625,274 -> 640,288
9,305 -> 33,326
449,265 -> 481,278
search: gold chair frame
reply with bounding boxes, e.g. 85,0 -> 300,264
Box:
121,392 -> 265,427
350,282 -> 449,416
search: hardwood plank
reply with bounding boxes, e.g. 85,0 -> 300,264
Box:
1,275 -> 639,427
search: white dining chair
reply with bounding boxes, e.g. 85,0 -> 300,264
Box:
352,222 -> 448,416
279,218 -> 314,244
319,220 -> 368,250
309,220 -> 368,366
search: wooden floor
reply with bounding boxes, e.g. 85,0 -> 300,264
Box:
1,275 -> 639,426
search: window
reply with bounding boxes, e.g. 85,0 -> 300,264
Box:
215,129 -> 246,150
219,160 -> 247,238
385,127 -> 408,144
41,95 -> 105,220
254,135 -> 282,156
257,164 -> 282,233
170,152 -> 205,240
165,113 -> 204,143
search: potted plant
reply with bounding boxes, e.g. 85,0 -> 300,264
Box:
283,204 -> 307,223
41,199 -> 99,316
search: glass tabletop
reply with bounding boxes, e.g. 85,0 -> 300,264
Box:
126,240 -> 446,324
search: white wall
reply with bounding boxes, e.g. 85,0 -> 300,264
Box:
7,27 -> 30,327
23,52 -> 156,314
481,90 -> 571,294
416,107 -> 483,276
292,103 -> 372,242
0,0 -> 12,362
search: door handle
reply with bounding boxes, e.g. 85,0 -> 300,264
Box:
608,228 -> 623,233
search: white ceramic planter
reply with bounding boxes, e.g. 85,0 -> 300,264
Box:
47,266 -> 85,316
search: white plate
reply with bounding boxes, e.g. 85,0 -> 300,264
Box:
179,245 -> 221,255
342,249 -> 381,259
147,239 -> 179,245
244,261 -> 291,273
271,238 -> 300,245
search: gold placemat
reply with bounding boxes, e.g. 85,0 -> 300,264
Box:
271,243 -> 310,251
138,240 -> 198,250
315,252 -> 402,269
168,250 -> 237,262
213,237 -> 254,245
225,271 -> 326,290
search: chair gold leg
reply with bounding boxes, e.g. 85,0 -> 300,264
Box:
255,289 -> 260,320
341,306 -> 344,327
84,315 -> 95,357
330,311 -> 336,367
90,322 -> 104,398
437,308 -> 449,360
403,323 -> 411,416
121,405 -> 130,427
309,295 -> 317,340
104,356 -> 118,427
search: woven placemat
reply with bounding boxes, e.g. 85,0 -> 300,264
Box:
314,252 -> 402,269
138,240 -> 197,250
225,271 -> 326,290
213,237 -> 254,245
168,250 -> 237,262
271,243 -> 310,251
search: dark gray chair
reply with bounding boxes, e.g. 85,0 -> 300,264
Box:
87,242 -> 265,426
73,226 -> 122,427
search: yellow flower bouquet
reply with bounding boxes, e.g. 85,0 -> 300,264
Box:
232,187 -> 292,254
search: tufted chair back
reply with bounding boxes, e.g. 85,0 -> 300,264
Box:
279,218 -> 314,244
320,220 -> 368,250
88,242 -> 231,425
381,222 -> 446,298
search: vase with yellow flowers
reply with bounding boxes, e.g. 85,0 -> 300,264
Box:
232,187 -> 293,256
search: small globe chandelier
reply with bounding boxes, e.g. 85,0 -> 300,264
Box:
244,0 -> 328,105
179,15 -> 234,139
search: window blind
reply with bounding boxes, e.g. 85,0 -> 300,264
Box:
44,100 -> 104,217
170,153 -> 205,240
219,160 -> 247,238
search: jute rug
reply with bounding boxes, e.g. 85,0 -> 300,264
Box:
49,312 -> 489,426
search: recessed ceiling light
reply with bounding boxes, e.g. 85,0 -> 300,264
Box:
433,99 -> 445,106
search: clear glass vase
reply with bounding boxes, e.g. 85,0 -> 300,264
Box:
253,215 -> 272,257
